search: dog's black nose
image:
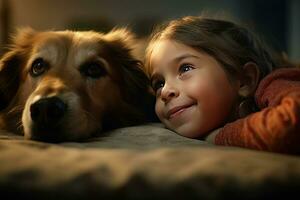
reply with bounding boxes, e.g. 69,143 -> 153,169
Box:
30,97 -> 67,128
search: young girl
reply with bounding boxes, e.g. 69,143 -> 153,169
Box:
144,15 -> 300,155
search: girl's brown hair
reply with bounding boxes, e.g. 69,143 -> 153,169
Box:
145,15 -> 286,81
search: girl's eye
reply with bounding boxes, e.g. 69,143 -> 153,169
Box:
30,58 -> 49,77
179,63 -> 194,75
151,79 -> 165,93
80,62 -> 107,79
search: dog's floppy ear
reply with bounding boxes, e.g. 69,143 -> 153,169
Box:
103,27 -> 135,49
103,28 -> 158,122
0,27 -> 35,110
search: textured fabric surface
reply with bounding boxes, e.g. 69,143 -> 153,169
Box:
216,68 -> 300,154
1,123 -> 300,200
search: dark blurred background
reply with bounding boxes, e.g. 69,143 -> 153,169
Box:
0,0 -> 299,62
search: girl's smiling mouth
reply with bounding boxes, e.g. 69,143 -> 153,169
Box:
167,103 -> 196,119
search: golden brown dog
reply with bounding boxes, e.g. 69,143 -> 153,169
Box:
0,28 -> 155,142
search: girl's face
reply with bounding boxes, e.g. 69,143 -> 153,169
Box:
149,40 -> 239,138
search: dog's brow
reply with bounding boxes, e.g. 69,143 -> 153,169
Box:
26,45 -> 59,70
75,48 -> 99,67
31,37 -> 71,65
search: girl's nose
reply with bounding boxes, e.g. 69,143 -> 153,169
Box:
161,83 -> 179,103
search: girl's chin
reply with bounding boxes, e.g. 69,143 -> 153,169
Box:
173,126 -> 207,139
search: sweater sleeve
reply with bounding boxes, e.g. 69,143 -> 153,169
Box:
215,68 -> 300,154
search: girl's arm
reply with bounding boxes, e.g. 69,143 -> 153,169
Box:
214,68 -> 300,154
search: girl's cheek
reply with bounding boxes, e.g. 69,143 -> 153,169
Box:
155,102 -> 163,119
155,102 -> 160,115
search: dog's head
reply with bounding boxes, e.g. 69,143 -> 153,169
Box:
0,27 -> 156,142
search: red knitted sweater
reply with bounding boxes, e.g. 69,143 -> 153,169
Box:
215,67 -> 300,155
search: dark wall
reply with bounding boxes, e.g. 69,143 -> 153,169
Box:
251,0 -> 287,52
0,0 -> 299,60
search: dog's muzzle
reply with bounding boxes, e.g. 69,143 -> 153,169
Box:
30,96 -> 67,132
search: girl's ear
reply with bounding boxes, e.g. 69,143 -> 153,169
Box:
238,62 -> 260,98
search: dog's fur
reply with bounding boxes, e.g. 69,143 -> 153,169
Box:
0,28 -> 156,142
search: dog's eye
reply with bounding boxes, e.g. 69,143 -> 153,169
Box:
80,62 -> 107,79
30,58 -> 49,77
